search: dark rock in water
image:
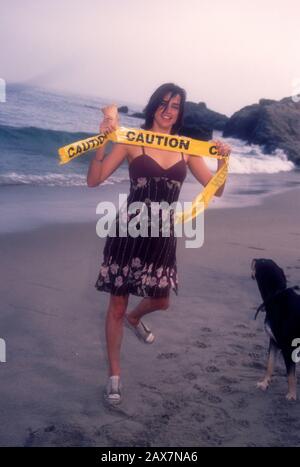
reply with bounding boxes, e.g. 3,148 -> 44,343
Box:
118,106 -> 128,114
223,96 -> 300,165
130,111 -> 145,119
184,101 -> 229,132
176,101 -> 228,140
180,115 -> 212,141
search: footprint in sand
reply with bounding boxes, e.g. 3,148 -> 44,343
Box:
161,400 -> 181,416
234,324 -> 248,329
227,359 -> 237,367
201,327 -> 212,333
254,344 -> 264,350
218,376 -> 238,385
237,419 -> 250,428
220,385 -> 236,394
183,371 -> 198,381
193,384 -> 208,397
24,424 -> 93,447
235,397 -> 249,409
157,352 -> 178,360
100,421 -> 150,447
206,365 -> 220,373
191,412 -> 206,423
248,351 -> 263,360
194,341 -> 208,349
193,385 -> 223,405
229,343 -> 244,351
207,394 -> 222,403
244,360 -> 265,370
138,382 -> 160,393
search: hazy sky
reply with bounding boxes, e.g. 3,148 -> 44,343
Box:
1,0 -> 299,115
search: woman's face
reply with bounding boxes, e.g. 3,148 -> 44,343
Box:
153,92 -> 181,132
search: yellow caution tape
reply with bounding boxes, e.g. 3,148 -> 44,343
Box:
57,127 -> 230,224
174,158 -> 228,224
58,126 -> 228,164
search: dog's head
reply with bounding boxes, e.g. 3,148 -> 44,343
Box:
251,258 -> 287,299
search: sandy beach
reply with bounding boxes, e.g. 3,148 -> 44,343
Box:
1,186 -> 300,447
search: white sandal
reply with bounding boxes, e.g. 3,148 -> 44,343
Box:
124,314 -> 155,344
104,375 -> 122,405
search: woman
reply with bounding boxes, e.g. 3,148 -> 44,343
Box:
87,83 -> 230,405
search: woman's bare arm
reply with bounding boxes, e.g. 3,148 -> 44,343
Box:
87,143 -> 128,187
187,140 -> 230,197
87,108 -> 128,187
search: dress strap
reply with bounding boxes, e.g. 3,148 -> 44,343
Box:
142,146 -> 146,155
181,152 -> 184,160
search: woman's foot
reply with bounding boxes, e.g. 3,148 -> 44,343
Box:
124,313 -> 155,344
104,375 -> 122,405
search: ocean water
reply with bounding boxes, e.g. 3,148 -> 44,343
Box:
0,83 -> 299,233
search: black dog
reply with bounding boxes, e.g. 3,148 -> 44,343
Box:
251,258 -> 300,401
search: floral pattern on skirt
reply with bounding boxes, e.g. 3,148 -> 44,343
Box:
95,171 -> 185,298
95,254 -> 178,297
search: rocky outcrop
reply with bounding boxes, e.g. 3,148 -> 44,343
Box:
118,106 -> 128,114
130,111 -> 145,119
127,96 -> 300,165
179,102 -> 222,140
179,101 -> 228,141
223,97 -> 300,165
184,102 -> 228,131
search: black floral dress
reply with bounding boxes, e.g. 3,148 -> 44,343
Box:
95,146 -> 187,297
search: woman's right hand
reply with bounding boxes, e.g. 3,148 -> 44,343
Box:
99,117 -> 117,135
100,104 -> 119,135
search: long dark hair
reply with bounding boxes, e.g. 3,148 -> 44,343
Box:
141,83 -> 186,135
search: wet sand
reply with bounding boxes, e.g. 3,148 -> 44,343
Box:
1,187 -> 300,446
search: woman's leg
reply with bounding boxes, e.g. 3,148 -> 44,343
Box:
106,293 -> 129,377
126,296 -> 170,326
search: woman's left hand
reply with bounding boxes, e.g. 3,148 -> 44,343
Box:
212,139 -> 231,159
